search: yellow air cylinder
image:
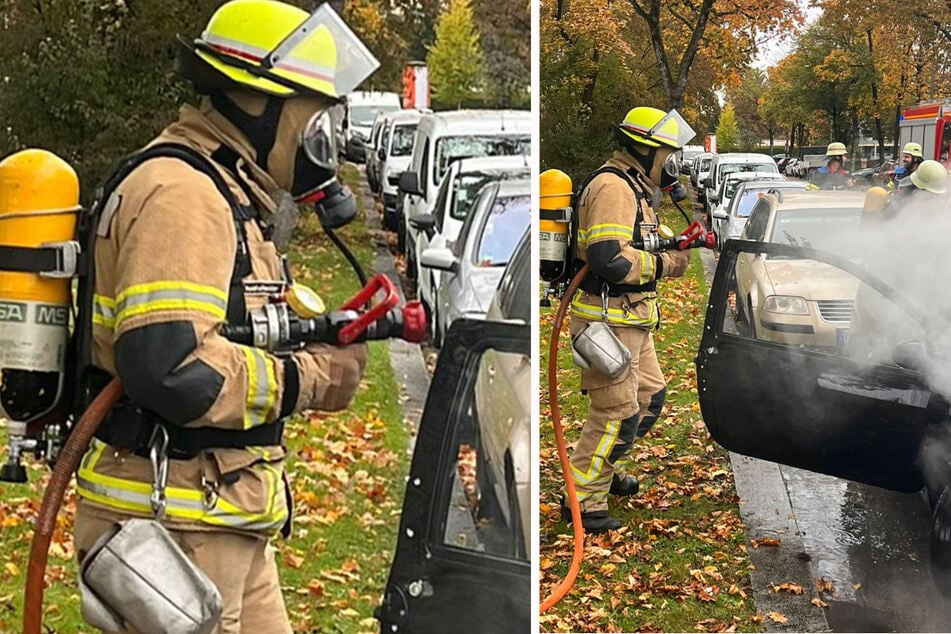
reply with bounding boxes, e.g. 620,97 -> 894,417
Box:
539,169 -> 573,283
0,149 -> 79,423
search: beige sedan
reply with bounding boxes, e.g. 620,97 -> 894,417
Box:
734,190 -> 865,348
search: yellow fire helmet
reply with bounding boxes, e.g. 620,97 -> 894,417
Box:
177,0 -> 379,99
618,107 -> 696,149
910,159 -> 949,194
825,142 -> 847,157
902,142 -> 924,158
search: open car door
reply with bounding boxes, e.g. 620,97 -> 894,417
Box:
697,240 -> 950,493
377,319 -> 530,633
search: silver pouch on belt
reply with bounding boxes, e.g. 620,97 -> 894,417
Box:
571,287 -> 632,380
79,426 -> 223,634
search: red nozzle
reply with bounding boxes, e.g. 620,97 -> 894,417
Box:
703,231 -> 716,249
338,274 -> 401,344
678,220 -> 705,250
401,301 -> 429,343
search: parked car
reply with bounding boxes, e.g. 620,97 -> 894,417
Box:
343,91 -> 401,163
378,109 -> 424,232
711,179 -> 810,248
366,110 -> 396,195
700,236 -> 951,577
733,190 -> 865,348
377,312 -> 530,632
781,157 -> 798,175
419,179 -> 530,346
707,170 -> 785,222
410,155 -> 530,313
703,153 -> 780,215
398,109 -> 530,278
691,152 -> 714,195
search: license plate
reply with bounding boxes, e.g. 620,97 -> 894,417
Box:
837,328 -> 849,346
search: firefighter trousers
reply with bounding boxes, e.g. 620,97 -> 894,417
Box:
74,500 -> 293,634
568,316 -> 667,512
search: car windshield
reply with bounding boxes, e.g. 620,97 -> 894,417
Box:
435,135 -> 530,181
452,167 -> 530,221
477,195 -> 531,266
390,124 -> 417,156
720,163 -> 778,182
700,158 -> 712,171
734,186 -> 805,218
350,105 -> 398,127
768,208 -> 862,256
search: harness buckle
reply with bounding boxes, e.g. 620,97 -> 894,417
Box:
39,240 -> 81,278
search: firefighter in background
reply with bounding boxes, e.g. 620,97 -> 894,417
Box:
72,2 -> 373,631
812,141 -> 854,189
561,107 -> 694,532
885,142 -> 924,188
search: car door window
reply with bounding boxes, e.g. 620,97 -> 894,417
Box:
454,188 -> 490,258
420,138 -> 430,197
432,172 -> 452,232
475,195 -> 531,266
743,200 -> 770,241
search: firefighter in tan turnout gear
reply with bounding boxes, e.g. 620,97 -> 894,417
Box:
562,107 -> 696,532
72,2 -> 377,631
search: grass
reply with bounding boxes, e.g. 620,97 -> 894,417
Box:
538,194 -> 762,633
0,163 -> 411,633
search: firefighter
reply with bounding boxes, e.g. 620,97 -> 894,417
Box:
812,141 -> 854,189
561,107 -> 694,532
886,142 -> 924,188
72,2 -> 374,631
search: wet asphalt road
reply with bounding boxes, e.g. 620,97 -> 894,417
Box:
691,185 -> 951,632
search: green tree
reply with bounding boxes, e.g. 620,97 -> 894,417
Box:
472,0 -> 530,108
427,0 -> 484,108
716,103 -> 740,151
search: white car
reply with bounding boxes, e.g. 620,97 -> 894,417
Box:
420,180 -> 530,346
692,152 -> 714,197
343,91 -> 401,163
708,171 -> 785,222
398,109 -> 531,279
410,155 -> 530,312
711,179 -> 809,249
703,153 -> 779,215
378,109 -> 425,232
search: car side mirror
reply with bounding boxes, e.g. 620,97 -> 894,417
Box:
378,147 -> 386,161
398,172 -> 422,197
712,208 -> 728,220
421,247 -> 458,273
409,213 -> 437,238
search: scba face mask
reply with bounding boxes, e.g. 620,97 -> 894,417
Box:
293,110 -> 357,228
659,153 -> 688,203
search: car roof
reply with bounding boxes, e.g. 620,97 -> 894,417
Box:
724,171 -> 785,182
420,109 -> 531,134
346,91 -> 401,105
387,109 -> 426,125
494,179 -> 532,197
454,155 -> 530,173
739,179 -> 807,190
771,190 -> 867,210
715,153 -> 775,163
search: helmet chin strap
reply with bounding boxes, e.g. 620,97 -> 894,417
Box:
210,92 -> 285,171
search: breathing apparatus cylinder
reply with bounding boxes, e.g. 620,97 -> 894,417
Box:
539,169 -> 573,283
0,150 -> 79,430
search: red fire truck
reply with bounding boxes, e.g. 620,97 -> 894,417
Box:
899,99 -> 951,169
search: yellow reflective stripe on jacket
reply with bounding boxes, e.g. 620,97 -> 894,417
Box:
639,250 -> 655,283
114,281 -> 228,328
243,347 -> 278,428
578,223 -> 634,246
570,291 -> 658,327
93,294 -> 116,328
76,440 -> 288,532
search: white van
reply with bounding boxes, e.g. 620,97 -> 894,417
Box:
702,152 -> 779,214
343,91 -> 401,162
397,109 -> 530,278
378,109 -> 425,231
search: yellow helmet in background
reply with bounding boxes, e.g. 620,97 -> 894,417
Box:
825,142 -> 847,157
910,159 -> 949,194
618,107 -> 696,149
177,0 -> 379,99
902,142 -> 924,158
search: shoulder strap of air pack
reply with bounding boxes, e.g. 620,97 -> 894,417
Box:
570,165 -> 645,271
70,142 -> 253,417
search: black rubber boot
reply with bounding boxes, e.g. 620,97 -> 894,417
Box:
560,497 -> 622,533
610,474 -> 639,496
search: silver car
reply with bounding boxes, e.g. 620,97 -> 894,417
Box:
420,180 -> 530,346
712,179 -> 811,249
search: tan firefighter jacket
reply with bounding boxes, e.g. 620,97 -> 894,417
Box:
571,151 -> 690,328
77,104 -> 327,536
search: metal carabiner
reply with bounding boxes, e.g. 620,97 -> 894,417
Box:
601,284 -> 610,321
148,424 -> 170,521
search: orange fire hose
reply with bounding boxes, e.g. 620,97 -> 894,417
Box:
23,378 -> 123,634
540,264 -> 589,613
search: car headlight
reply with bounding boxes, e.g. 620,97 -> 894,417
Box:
763,295 -> 809,315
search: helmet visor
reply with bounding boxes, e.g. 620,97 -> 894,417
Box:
301,109 -> 338,170
663,152 -> 680,178
267,4 -> 379,97
649,109 -> 696,148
